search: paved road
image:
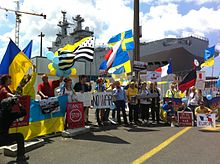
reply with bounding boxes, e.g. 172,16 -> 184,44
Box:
1,112 -> 220,164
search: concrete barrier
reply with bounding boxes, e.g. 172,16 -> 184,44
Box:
4,138 -> 44,157
62,126 -> 91,138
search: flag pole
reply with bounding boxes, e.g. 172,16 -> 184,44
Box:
211,65 -> 214,94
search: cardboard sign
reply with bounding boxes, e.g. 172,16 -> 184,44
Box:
146,71 -> 161,82
177,112 -> 193,126
92,92 -> 114,109
66,102 -> 85,129
76,92 -> 92,107
39,97 -> 60,114
10,96 -> 30,128
197,114 -> 216,127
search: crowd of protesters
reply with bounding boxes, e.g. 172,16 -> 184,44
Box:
0,71 -> 219,161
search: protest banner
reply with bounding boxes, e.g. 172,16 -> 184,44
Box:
92,92 -> 114,109
76,92 -> 92,107
66,102 -> 85,129
39,97 -> 60,114
10,96 -> 30,128
163,98 -> 182,111
177,112 -> 193,126
197,114 -> 216,127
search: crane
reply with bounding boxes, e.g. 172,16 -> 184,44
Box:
0,1 -> 46,46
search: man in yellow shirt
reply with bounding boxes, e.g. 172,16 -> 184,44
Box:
195,101 -> 212,116
165,83 -> 179,98
126,82 -> 140,125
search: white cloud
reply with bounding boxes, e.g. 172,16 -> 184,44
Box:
140,3 -> 220,42
0,0 -> 220,62
140,0 -> 220,5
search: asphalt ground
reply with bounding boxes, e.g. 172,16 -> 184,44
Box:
1,109 -> 220,164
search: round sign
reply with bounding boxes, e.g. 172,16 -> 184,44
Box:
70,109 -> 82,123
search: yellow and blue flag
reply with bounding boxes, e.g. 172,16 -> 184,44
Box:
23,40 -> 33,59
201,45 -> 215,68
0,39 -> 32,91
108,29 -> 134,51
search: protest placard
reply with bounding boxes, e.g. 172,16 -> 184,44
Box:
39,97 -> 60,114
66,102 -> 85,129
92,92 -> 114,109
10,96 -> 30,128
177,112 -> 193,126
76,92 -> 92,107
197,114 -> 216,127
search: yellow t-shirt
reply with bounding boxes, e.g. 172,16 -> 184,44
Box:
126,87 -> 138,104
195,106 -> 211,115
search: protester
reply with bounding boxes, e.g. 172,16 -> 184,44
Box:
60,77 -> 77,102
94,78 -> 106,126
195,101 -> 212,116
139,81 -> 151,124
154,82 -> 161,124
197,89 -> 203,103
0,75 -> 14,99
188,86 -> 199,122
0,75 -> 29,162
74,75 -> 92,124
163,101 -> 175,126
165,83 -> 179,98
178,100 -> 191,112
126,81 -> 140,125
106,82 -> 116,122
37,74 -> 63,99
112,81 -> 128,126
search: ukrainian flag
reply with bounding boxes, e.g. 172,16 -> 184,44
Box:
9,95 -> 68,140
200,45 -> 215,68
108,29 -> 134,51
0,39 -> 32,91
23,40 -> 33,59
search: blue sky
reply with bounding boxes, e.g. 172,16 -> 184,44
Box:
0,0 -> 220,63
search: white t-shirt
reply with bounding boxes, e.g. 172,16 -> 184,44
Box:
188,92 -> 199,106
63,88 -> 78,102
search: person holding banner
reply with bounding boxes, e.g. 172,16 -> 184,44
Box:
112,81 -> 128,126
188,86 -> 199,123
139,81 -> 151,124
195,101 -> 212,116
126,82 -> 140,125
74,75 -> 92,124
37,74 -> 63,99
94,78 -> 106,126
60,78 -> 77,102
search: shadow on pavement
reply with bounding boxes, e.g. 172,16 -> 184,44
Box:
127,127 -> 160,132
72,133 -> 130,144
7,160 -> 29,164
90,124 -> 118,132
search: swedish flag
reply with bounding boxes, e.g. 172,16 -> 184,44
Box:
108,29 -> 134,51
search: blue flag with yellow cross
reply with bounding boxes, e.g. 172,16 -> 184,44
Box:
108,29 -> 134,51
